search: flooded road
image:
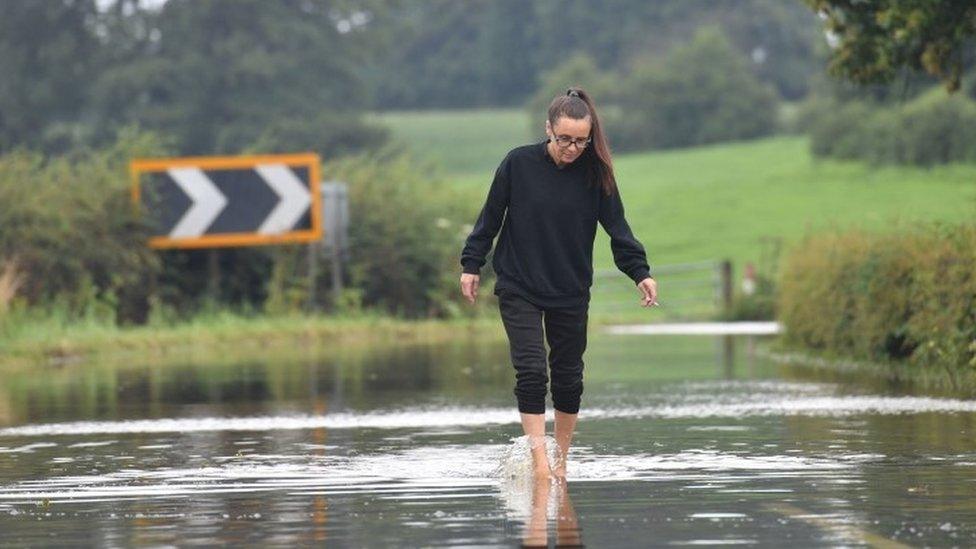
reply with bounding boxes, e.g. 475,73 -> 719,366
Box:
0,333 -> 974,546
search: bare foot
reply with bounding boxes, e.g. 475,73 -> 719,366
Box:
551,449 -> 567,481
551,463 -> 566,482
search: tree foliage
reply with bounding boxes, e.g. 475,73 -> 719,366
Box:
0,0 -> 827,154
530,29 -> 780,152
611,28 -> 779,150
804,0 -> 976,93
0,0 -> 100,152
367,0 -> 822,108
0,0 -> 388,156
0,128 -> 168,322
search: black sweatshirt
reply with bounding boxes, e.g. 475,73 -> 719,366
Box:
460,140 -> 652,308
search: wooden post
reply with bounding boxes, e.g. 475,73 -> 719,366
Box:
720,259 -> 733,315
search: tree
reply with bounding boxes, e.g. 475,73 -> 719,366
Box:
0,0 -> 100,152
88,0 -> 386,155
804,0 -> 976,92
607,27 -> 779,151
525,53 -> 613,136
369,0 -> 823,109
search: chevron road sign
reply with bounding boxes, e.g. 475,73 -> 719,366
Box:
130,153 -> 322,249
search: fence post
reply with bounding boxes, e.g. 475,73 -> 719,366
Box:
720,259 -> 733,315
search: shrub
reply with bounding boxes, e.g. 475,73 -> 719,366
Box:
897,93 -> 976,166
807,100 -> 876,160
324,146 -> 476,319
806,89 -> 976,166
0,127 -> 168,323
525,53 -> 615,137
606,27 -> 779,151
777,223 -> 976,371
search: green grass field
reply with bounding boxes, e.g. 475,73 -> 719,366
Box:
375,108 -> 976,322
367,108 -> 536,177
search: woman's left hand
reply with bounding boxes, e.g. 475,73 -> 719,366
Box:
637,277 -> 658,307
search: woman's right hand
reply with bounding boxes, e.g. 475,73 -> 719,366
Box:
460,273 -> 480,304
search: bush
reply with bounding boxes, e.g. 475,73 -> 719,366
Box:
807,100 -> 876,160
606,27 -> 780,151
806,89 -> 976,166
0,127 -> 168,323
525,53 -> 615,136
324,146 -> 477,319
897,93 -> 976,166
777,223 -> 976,372
526,28 -> 780,153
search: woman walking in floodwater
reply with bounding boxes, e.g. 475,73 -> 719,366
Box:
460,87 -> 658,482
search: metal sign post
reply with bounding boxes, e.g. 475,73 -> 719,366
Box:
320,181 -> 349,308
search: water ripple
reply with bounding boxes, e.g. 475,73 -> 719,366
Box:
2,393 -> 976,437
0,444 -> 874,504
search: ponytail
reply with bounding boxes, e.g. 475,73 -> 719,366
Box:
547,87 -> 617,196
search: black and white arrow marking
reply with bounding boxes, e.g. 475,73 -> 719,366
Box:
166,167 -> 228,239
255,164 -> 312,235
156,164 -> 312,239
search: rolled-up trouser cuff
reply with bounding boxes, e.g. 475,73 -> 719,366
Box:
516,399 -> 546,414
553,397 -> 581,414
552,373 -> 583,414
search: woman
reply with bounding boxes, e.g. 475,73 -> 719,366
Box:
460,87 -> 658,482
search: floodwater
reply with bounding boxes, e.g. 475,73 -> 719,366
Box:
0,332 -> 975,547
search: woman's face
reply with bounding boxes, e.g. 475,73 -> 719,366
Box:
546,116 -> 592,165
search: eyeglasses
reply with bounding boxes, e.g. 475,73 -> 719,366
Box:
552,134 -> 592,150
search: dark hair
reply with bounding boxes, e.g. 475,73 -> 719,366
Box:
547,87 -> 617,196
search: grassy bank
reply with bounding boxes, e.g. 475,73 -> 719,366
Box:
0,306 -> 696,370
0,311 -> 507,370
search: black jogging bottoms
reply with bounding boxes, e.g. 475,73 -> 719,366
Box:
497,289 -> 589,415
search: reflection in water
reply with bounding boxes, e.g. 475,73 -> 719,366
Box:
521,480 -> 582,548
0,335 -> 974,545
495,435 -> 583,546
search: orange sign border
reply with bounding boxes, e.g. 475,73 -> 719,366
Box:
130,153 -> 323,249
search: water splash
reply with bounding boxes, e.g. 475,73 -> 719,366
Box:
493,435 -> 563,519
492,435 -> 561,485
